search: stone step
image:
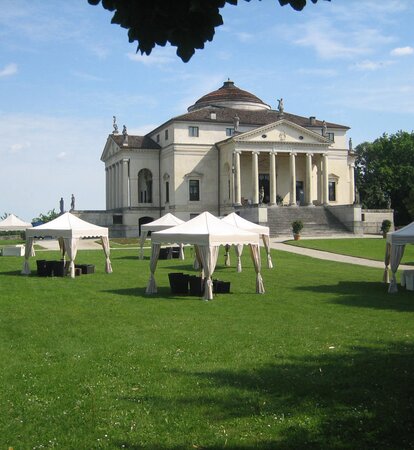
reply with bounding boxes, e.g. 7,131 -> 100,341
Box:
267,206 -> 351,237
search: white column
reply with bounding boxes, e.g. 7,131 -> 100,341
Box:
269,151 -> 277,206
105,167 -> 110,209
305,153 -> 313,206
349,162 -> 355,204
289,152 -> 297,206
121,159 -> 129,208
322,153 -> 329,205
252,151 -> 259,204
234,151 -> 241,205
110,165 -> 116,209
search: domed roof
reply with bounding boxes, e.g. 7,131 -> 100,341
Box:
188,80 -> 271,112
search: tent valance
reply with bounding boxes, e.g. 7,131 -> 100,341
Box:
0,214 -> 32,231
221,212 -> 273,270
139,213 -> 184,259
22,212 -> 112,278
384,222 -> 414,293
146,211 -> 264,300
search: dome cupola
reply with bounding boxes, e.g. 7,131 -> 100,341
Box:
188,79 -> 270,112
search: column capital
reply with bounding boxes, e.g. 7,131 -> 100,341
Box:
289,152 -> 297,157
306,152 -> 314,157
233,149 -> 242,155
122,158 -> 130,164
251,150 -> 260,156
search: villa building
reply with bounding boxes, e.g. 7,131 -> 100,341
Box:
82,80 -> 372,237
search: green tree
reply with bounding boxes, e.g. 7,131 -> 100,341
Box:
87,0 -> 328,62
355,131 -> 414,225
32,209 -> 60,224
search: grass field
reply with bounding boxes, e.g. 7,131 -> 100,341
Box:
1,246 -> 413,449
285,237 -> 414,264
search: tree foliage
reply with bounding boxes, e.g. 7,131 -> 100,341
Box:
32,209 -> 60,224
87,0 -> 328,62
355,131 -> 414,225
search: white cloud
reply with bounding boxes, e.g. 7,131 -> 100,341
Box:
56,151 -> 67,160
72,71 -> 105,82
235,32 -> 254,43
291,19 -> 395,60
296,68 -> 338,77
391,46 -> 414,56
350,59 -> 393,71
10,141 -> 31,153
127,47 -> 177,67
0,63 -> 18,77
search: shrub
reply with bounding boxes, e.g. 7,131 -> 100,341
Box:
292,220 -> 304,234
380,219 -> 392,234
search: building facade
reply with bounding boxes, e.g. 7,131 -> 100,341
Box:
97,80 -> 359,237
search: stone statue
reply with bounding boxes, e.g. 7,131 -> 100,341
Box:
59,197 -> 64,214
122,125 -> 128,146
233,115 -> 240,131
277,98 -> 284,113
349,137 -> 353,151
112,116 -> 119,134
322,120 -> 327,136
70,194 -> 75,211
259,186 -> 265,204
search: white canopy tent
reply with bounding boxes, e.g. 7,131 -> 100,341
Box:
221,212 -> 273,271
139,213 -> 185,259
146,211 -> 264,300
384,222 -> 414,293
22,212 -> 112,278
0,214 -> 32,231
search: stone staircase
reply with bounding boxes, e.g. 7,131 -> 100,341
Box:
267,206 -> 351,237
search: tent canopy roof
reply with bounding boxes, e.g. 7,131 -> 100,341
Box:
141,213 -> 184,233
26,212 -> 108,239
151,211 -> 259,246
386,222 -> 414,245
0,214 -> 32,231
221,212 -> 269,236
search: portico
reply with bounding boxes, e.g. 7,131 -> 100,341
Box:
218,118 -> 352,208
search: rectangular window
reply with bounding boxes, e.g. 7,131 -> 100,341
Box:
113,215 -> 123,225
226,127 -> 234,137
165,129 -> 169,140
156,134 -> 160,143
329,181 -> 336,201
189,179 -> 200,201
165,181 -> 169,203
327,132 -> 335,142
188,126 -> 199,137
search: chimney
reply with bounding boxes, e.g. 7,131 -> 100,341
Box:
309,116 -> 316,125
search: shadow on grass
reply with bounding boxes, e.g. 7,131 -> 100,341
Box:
0,270 -> 24,276
296,281 -> 414,312
102,286 -> 202,301
117,342 -> 414,449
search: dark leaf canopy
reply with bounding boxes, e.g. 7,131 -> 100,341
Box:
88,0 -> 327,62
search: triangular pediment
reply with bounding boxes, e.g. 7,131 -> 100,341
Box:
100,135 -> 121,162
234,119 -> 330,145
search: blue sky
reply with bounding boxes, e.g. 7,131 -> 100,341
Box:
1,0 -> 413,221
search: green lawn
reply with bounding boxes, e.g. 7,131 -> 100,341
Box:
285,237 -> 414,264
1,246 -> 413,449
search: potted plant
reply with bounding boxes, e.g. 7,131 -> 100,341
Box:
291,220 -> 304,240
380,219 -> 392,238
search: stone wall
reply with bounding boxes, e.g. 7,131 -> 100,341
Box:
361,209 -> 394,235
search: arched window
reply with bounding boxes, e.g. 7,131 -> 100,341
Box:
138,169 -> 152,204
139,216 -> 154,235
